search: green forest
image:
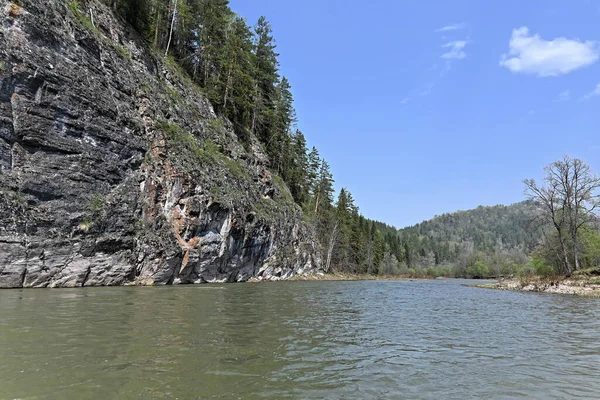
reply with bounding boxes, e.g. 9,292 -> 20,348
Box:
88,0 -> 600,279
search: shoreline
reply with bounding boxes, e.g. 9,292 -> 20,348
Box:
284,272 -> 433,282
471,276 -> 600,297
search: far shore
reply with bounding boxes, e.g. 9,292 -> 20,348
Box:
284,273 -> 434,282
470,275 -> 600,297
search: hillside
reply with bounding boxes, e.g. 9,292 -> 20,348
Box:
369,202 -> 541,277
403,201 -> 539,253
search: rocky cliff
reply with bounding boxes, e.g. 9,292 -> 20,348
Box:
0,0 -> 320,288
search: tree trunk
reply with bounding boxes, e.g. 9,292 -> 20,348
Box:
251,85 -> 259,133
223,60 -> 233,110
164,0 -> 177,57
325,221 -> 339,273
558,234 -> 572,276
153,7 -> 161,48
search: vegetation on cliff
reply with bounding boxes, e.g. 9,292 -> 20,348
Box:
70,0 -> 402,275
69,1 -> 600,280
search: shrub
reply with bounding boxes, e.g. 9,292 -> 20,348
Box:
89,193 -> 104,215
466,261 -> 490,279
530,256 -> 558,277
78,221 -> 92,233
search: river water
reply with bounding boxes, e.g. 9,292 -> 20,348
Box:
1,279 -> 600,399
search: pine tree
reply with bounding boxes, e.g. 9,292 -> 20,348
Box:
314,159 -> 334,215
285,130 -> 309,204
220,16 -> 255,125
251,16 -> 279,140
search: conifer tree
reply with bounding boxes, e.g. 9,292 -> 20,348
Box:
220,16 -> 255,125
251,16 -> 279,139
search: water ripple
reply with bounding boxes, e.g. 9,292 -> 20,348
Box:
1,280 -> 600,399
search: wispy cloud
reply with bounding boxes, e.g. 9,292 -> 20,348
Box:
583,83 -> 600,100
500,27 -> 600,77
557,90 -> 571,101
528,109 -> 535,115
435,23 -> 466,33
420,83 -> 435,96
413,24 -> 468,100
442,40 -> 467,60
400,97 -> 410,105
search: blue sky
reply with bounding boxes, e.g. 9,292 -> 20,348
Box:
229,0 -> 600,228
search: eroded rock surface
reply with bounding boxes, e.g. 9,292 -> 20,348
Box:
0,0 -> 320,288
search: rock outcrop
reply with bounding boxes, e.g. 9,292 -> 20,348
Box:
0,0 -> 320,288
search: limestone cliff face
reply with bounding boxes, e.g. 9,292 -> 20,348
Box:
0,0 -> 320,288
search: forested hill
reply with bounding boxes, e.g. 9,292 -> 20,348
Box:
367,202 -> 540,277
402,202 -> 538,253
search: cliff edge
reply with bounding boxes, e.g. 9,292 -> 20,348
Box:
0,0 -> 320,288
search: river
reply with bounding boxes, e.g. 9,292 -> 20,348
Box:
1,279 -> 600,399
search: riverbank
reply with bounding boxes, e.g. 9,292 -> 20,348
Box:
286,272 -> 431,282
472,275 -> 600,297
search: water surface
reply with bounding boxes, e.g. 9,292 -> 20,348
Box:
1,279 -> 600,399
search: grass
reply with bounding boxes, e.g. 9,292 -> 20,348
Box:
68,1 -> 131,60
271,174 -> 296,206
78,221 -> 92,233
163,56 -> 204,93
156,121 -> 248,180
573,266 -> 600,277
114,44 -> 131,60
68,1 -> 101,35
157,121 -> 218,165
207,119 -> 224,130
165,84 -> 180,100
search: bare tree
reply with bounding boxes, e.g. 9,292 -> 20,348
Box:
164,0 -> 178,57
524,156 -> 600,276
324,221 -> 339,273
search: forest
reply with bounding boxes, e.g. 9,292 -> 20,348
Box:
95,0 -> 600,278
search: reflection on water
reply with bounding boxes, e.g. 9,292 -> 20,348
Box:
1,280 -> 600,399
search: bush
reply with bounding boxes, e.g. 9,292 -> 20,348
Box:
530,256 -> 557,277
89,194 -> 104,214
466,261 -> 490,279
516,263 -> 535,278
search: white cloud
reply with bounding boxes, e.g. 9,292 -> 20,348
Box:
400,97 -> 410,105
442,40 -> 467,60
500,27 -> 600,77
557,90 -> 571,101
583,83 -> 600,100
528,109 -> 535,115
435,23 -> 466,32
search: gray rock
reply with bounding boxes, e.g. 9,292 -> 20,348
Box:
0,0 -> 321,288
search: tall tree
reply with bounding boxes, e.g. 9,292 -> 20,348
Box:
251,16 -> 279,139
220,16 -> 255,125
314,159 -> 334,215
524,156 -> 600,276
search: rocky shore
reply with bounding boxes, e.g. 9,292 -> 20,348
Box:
472,276 -> 600,297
